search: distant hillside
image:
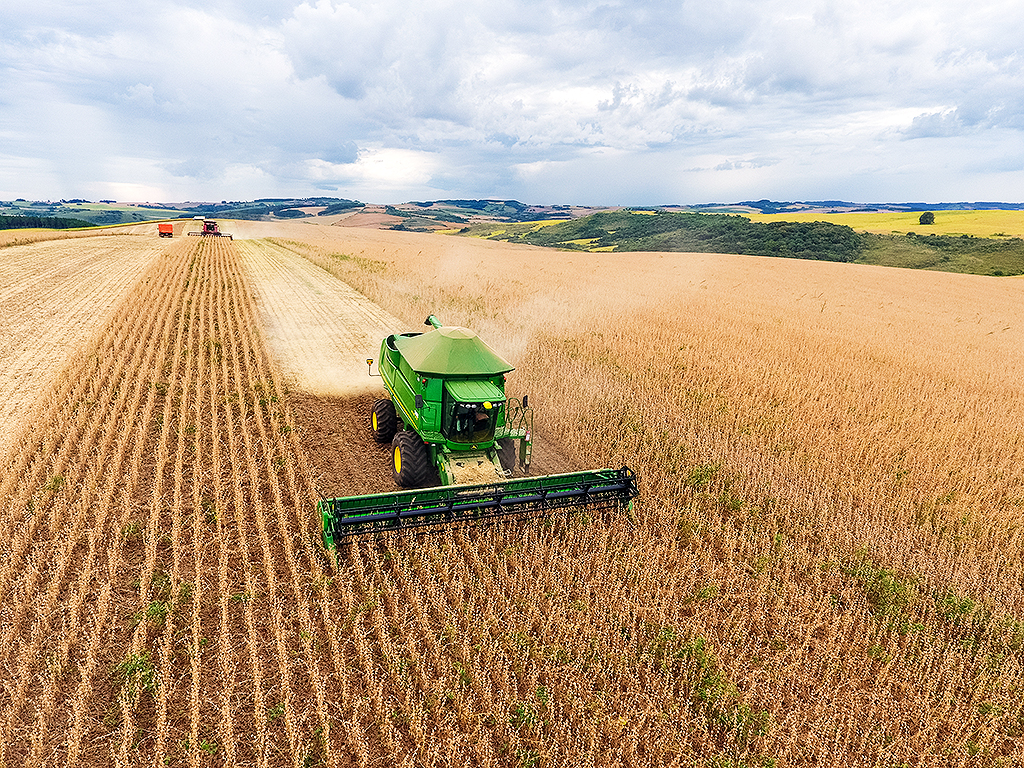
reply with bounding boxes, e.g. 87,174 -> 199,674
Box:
697,200 -> 1024,214
178,197 -> 362,220
858,231 -> 1024,276
0,197 -> 366,226
458,208 -> 1024,276
390,198 -> 1024,231
386,199 -> 586,230
459,209 -> 866,262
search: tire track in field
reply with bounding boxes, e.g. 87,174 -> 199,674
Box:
236,239 -> 403,499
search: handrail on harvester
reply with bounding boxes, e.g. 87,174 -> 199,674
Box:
320,466 -> 637,549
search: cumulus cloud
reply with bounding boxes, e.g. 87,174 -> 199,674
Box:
305,147 -> 442,195
1,0 -> 1023,202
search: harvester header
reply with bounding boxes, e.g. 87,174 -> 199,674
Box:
322,467 -> 637,543
318,315 -> 637,550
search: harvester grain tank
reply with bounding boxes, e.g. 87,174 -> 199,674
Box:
158,222 -> 174,237
187,218 -> 232,240
319,315 -> 637,547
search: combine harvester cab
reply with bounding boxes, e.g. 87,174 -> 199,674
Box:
319,315 -> 637,549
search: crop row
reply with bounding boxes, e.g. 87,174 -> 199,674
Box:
24,223 -> 1022,764
1,230 -> 784,767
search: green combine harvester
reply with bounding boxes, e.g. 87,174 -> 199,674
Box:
319,315 -> 637,548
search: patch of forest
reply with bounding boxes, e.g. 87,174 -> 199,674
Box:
0,214 -> 91,230
462,210 -> 865,262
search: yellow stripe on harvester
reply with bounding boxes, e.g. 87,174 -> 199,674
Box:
383,378 -> 418,427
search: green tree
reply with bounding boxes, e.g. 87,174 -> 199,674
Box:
919,211 -> 935,225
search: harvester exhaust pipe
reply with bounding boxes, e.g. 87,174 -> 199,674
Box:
424,314 -> 442,329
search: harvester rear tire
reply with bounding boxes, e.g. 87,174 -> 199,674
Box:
371,399 -> 397,443
497,438 -> 517,474
392,431 -> 433,488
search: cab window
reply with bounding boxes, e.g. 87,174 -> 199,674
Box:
446,402 -> 499,443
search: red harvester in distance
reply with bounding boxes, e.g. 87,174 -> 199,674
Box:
187,218 -> 233,240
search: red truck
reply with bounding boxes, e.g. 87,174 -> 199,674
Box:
158,222 -> 174,238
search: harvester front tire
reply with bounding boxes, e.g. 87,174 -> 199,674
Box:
497,438 -> 517,474
392,431 -> 432,488
371,399 -> 397,443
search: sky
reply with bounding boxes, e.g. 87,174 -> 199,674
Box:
2,0 -> 1023,205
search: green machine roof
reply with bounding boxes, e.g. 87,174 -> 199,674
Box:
393,326 -> 514,376
445,379 -> 505,403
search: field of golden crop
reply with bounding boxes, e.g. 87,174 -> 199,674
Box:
2,222 -> 1023,767
744,208 -> 1024,238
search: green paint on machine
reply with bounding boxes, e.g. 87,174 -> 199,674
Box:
319,315 -> 637,549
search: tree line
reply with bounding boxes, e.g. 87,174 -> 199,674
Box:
0,214 -> 91,230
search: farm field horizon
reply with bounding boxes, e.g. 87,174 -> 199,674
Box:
2,219 -> 1023,766
7,199 -> 1024,241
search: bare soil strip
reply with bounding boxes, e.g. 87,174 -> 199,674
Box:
289,391 -> 394,499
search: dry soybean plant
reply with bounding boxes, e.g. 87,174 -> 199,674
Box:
286,233 -> 1024,765
3,229 -> 1023,767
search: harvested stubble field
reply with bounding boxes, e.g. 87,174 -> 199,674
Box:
2,222 -> 1023,768
0,236 -> 164,458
